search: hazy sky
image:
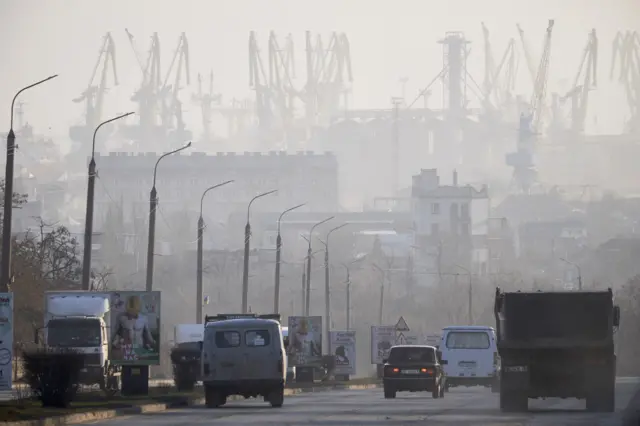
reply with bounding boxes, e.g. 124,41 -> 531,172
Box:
1,0 -> 638,143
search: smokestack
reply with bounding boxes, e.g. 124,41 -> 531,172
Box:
453,170 -> 458,187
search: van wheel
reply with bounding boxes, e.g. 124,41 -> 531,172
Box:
268,387 -> 284,407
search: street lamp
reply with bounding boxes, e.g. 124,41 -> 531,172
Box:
455,264 -> 472,324
242,190 -> 278,313
274,203 -> 306,314
305,216 -> 334,316
145,142 -> 192,291
560,257 -> 583,290
341,255 -> 366,331
317,223 -> 348,353
82,112 -> 134,290
300,250 -> 323,315
372,263 -> 385,324
1,75 -> 58,292
196,180 -> 234,323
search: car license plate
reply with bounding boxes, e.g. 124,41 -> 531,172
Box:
402,369 -> 419,374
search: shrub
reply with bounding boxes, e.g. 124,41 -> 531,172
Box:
22,349 -> 84,408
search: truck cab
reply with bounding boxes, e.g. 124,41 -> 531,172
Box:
171,324 -> 204,391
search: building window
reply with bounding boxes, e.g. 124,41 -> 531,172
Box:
461,203 -> 470,219
431,203 -> 440,215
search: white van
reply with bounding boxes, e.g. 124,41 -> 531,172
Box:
440,326 -> 499,392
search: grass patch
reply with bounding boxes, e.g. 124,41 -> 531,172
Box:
0,387 -> 203,422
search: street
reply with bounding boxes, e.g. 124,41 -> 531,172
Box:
85,378 -> 640,425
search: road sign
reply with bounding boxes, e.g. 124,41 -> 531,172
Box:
395,316 -> 410,332
396,332 -> 407,345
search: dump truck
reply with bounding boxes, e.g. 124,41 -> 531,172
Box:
171,324 -> 204,391
494,288 -> 620,412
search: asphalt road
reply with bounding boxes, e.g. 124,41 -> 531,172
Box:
85,378 -> 640,425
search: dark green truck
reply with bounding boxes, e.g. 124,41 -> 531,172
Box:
494,288 -> 620,412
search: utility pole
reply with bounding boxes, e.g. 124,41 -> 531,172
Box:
301,268 -> 306,315
146,142 -> 191,291
391,97 -> 403,196
305,216 -> 334,316
346,268 -> 351,330
373,263 -> 385,324
318,223 -> 347,354
242,190 -> 277,313
2,75 -> 58,292
197,180 -> 233,323
274,203 -> 305,313
82,112 -> 133,291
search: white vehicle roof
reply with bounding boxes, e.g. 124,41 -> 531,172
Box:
174,324 -> 204,344
47,294 -> 109,317
442,326 -> 494,331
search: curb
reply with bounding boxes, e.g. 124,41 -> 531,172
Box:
1,381 -> 381,425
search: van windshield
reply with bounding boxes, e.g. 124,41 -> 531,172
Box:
388,347 -> 434,363
445,331 -> 490,349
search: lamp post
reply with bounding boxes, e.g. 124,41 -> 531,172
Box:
455,264 -> 473,324
1,75 -> 58,292
560,257 -> 583,290
341,255 -> 366,331
145,142 -> 192,291
305,216 -> 334,316
372,263 -> 385,324
274,203 -> 305,313
300,250 -> 323,315
82,112 -> 134,291
242,190 -> 278,313
196,180 -> 234,323
317,223 -> 348,353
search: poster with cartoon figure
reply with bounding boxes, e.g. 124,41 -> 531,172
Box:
287,316 -> 322,367
110,291 -> 161,365
329,331 -> 356,375
0,294 -> 12,391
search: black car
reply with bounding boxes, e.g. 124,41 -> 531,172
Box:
382,345 -> 446,399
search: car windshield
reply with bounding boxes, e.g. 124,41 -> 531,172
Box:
388,347 -> 435,363
445,331 -> 490,349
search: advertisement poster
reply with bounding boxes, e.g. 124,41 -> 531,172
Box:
110,291 -> 161,365
287,316 -> 322,367
371,325 -> 395,364
0,294 -> 12,391
329,331 -> 356,375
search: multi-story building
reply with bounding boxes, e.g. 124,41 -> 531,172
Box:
411,169 -> 490,282
91,151 -> 339,230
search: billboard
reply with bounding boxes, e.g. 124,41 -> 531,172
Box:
329,331 -> 356,375
371,325 -> 395,364
110,291 -> 161,365
287,316 -> 322,366
0,294 -> 12,391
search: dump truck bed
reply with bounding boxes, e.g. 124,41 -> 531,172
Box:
495,291 -> 613,348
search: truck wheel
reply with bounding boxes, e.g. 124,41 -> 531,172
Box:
205,387 -> 225,408
384,387 -> 396,399
500,390 -> 528,412
268,387 -> 284,407
587,388 -> 615,412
